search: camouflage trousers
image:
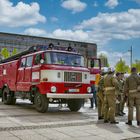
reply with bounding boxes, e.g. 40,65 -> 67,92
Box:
116,94 -> 123,115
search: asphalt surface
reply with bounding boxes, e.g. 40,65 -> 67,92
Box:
0,99 -> 139,140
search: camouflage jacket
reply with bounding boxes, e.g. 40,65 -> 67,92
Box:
124,73 -> 140,96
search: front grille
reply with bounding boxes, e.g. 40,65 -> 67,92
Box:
64,72 -> 82,82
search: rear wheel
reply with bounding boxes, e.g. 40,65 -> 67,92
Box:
34,91 -> 49,113
67,99 -> 84,112
2,88 -> 16,105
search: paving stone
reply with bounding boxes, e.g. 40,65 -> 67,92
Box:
0,131 -> 14,137
17,134 -> 50,140
0,136 -> 20,140
10,130 -> 37,136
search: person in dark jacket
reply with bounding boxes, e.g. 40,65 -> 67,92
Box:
90,84 -> 97,108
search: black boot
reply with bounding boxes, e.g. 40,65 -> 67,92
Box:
121,112 -> 126,115
126,120 -> 132,125
104,120 -> 109,123
137,121 -> 140,126
98,116 -> 103,120
110,121 -> 119,124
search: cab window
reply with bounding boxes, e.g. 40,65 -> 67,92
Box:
20,58 -> 26,67
26,56 -> 33,67
34,54 -> 42,65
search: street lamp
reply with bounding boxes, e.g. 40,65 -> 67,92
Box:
128,46 -> 133,69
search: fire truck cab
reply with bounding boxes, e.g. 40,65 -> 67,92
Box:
0,45 -> 92,112
87,58 -> 101,86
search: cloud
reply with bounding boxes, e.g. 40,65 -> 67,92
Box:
75,9 -> 140,44
24,28 -> 47,36
132,0 -> 140,4
23,8 -> 140,48
93,1 -> 98,7
61,0 -> 87,13
50,29 -> 110,46
51,28 -> 89,41
98,51 -> 130,67
50,17 -> 58,22
0,0 -> 46,27
105,0 -> 119,9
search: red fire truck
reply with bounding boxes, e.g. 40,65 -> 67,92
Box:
0,45 -> 92,112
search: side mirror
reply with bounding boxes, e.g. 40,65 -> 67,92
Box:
40,59 -> 44,64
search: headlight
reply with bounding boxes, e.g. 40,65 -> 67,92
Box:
51,86 -> 57,93
87,87 -> 91,93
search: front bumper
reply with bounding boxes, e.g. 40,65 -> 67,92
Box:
46,93 -> 93,99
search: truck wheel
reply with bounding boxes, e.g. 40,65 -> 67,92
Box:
34,91 -> 48,113
10,91 -> 16,105
67,99 -> 84,112
2,88 -> 16,105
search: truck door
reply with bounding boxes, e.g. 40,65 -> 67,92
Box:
17,57 -> 26,91
32,53 -> 42,83
24,56 -> 33,91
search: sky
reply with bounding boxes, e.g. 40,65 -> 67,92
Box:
0,0 -> 140,66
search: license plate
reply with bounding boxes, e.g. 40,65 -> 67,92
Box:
68,89 -> 79,92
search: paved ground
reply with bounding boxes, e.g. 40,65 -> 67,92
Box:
0,99 -> 139,140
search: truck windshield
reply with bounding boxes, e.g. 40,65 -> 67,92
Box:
44,52 -> 84,67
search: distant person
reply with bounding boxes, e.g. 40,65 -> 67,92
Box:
90,84 -> 97,108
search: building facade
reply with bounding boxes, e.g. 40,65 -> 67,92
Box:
0,32 -> 97,59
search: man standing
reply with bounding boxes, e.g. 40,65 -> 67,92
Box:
120,72 -> 126,115
97,69 -> 107,120
124,67 -> 140,126
104,67 -> 119,124
115,72 -> 124,116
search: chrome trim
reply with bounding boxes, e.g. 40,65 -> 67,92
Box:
46,93 -> 93,99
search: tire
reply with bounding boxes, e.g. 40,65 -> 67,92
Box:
10,91 -> 16,105
67,99 -> 84,112
34,91 -> 49,113
2,88 -> 16,105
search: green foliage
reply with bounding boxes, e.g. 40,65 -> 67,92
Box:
98,53 -> 109,67
115,58 -> 129,73
132,60 -> 140,72
1,48 -> 10,59
12,48 -> 18,56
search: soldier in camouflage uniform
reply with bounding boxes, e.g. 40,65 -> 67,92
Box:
120,72 -> 126,115
124,67 -> 140,126
97,71 -> 105,120
115,72 -> 124,116
104,68 -> 119,124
